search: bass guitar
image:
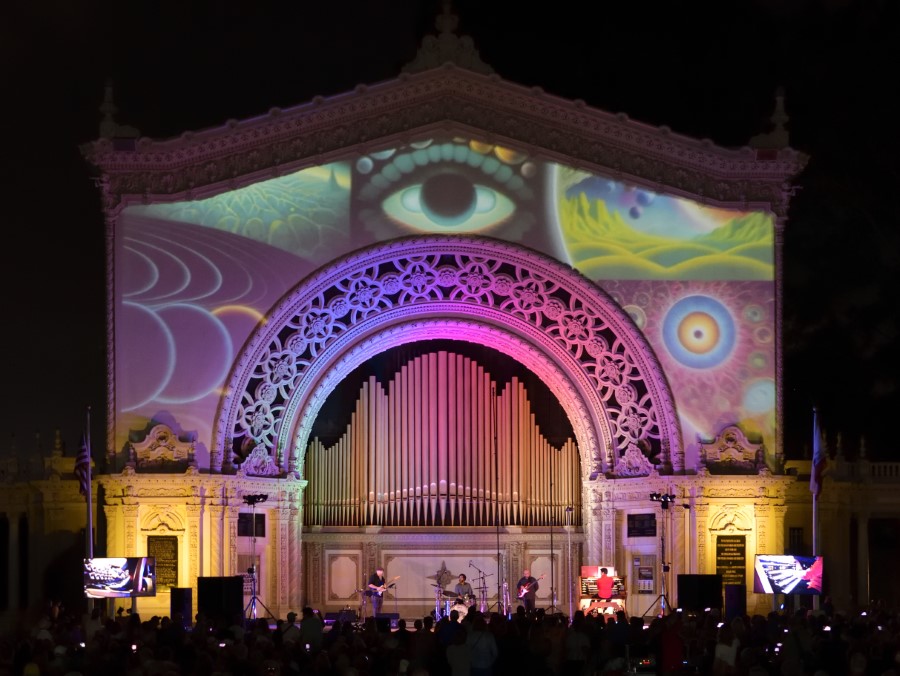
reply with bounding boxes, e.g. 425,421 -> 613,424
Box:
517,574 -> 545,598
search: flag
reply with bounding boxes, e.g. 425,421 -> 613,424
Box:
810,408 -> 826,497
75,433 -> 91,498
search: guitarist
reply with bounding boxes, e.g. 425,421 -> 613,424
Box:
516,568 -> 539,612
367,567 -> 388,616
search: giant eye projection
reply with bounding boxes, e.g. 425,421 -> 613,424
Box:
114,134 -> 776,467
356,139 -> 537,238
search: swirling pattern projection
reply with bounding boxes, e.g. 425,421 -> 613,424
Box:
112,134 -> 776,473
114,217 -> 309,453
129,164 -> 352,262
604,279 -> 775,449
552,165 -> 774,281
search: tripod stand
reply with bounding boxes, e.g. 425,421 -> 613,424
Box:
243,494 -> 272,623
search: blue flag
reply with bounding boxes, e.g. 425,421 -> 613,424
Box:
810,409 -> 826,497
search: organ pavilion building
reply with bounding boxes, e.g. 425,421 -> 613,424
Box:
2,5 -> 895,628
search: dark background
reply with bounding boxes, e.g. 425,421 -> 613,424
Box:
3,0 -> 898,460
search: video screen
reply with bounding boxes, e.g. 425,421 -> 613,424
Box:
84,557 -> 157,598
753,555 -> 823,595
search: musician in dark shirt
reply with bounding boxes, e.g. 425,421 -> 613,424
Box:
367,567 -> 387,615
516,569 -> 538,612
455,574 -> 475,605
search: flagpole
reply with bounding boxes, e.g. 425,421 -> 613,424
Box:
85,406 -> 94,560
812,408 -> 818,560
810,407 -> 822,611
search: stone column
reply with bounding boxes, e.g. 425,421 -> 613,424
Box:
7,513 -> 19,610
225,504 -> 241,576
289,492 -> 303,611
103,504 -> 121,560
857,511 -> 869,608
693,503 -> 710,574
208,504 -> 224,576
186,504 -> 201,583
123,504 -> 139,556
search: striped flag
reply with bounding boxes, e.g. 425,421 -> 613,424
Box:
810,408 -> 826,497
75,433 -> 91,498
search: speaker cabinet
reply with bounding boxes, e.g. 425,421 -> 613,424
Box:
170,587 -> 192,628
324,610 -> 358,625
724,584 -> 747,621
677,574 -> 723,611
198,576 -> 244,624
375,612 -> 400,631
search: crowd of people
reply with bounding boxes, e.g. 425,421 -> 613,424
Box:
3,597 -> 900,676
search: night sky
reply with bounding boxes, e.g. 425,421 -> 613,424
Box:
3,1 -> 898,460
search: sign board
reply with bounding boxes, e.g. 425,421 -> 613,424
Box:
716,535 -> 746,586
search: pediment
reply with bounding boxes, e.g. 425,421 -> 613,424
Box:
84,65 -> 805,218
129,424 -> 195,473
699,425 -> 766,475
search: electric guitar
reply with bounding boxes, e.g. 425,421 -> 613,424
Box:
517,574 -> 545,598
370,575 -> 401,595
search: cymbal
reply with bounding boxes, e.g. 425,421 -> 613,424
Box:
442,591 -> 458,598
430,584 -> 443,588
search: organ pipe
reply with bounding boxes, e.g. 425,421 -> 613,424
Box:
304,351 -> 582,528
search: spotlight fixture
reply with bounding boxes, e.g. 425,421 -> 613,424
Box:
243,494 -> 268,505
649,493 -> 677,509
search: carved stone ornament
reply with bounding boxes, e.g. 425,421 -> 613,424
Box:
699,425 -> 765,475
215,236 -> 684,476
84,66 -> 806,222
129,424 -> 195,472
611,441 -> 656,478
239,443 -> 282,477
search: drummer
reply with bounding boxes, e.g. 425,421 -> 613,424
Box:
454,573 -> 474,605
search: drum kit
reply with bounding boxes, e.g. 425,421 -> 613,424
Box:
431,586 -> 476,621
430,563 -> 491,622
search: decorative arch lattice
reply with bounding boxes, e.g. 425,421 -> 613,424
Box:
214,236 -> 684,476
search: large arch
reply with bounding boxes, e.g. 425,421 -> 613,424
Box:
214,236 -> 684,479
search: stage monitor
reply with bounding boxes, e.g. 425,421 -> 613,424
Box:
84,557 -> 157,598
753,555 -> 823,595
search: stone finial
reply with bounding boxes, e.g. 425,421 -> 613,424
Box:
403,1 -> 494,75
749,86 -> 790,150
99,80 -> 140,139
53,429 -> 64,457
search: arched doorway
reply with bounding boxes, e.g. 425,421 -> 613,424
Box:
215,235 -> 683,612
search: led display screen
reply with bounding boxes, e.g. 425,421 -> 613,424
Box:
116,135 -> 775,468
753,555 -> 823,595
84,557 -> 157,598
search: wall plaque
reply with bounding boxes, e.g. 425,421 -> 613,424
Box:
716,535 -> 746,586
627,513 -> 656,537
147,535 -> 178,589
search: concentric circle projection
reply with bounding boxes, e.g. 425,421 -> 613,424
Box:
622,304 -> 647,330
743,378 -> 776,415
662,295 -> 736,369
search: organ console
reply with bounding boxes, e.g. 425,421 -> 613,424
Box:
578,566 -> 627,615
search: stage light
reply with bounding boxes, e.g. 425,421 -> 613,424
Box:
649,493 -> 676,508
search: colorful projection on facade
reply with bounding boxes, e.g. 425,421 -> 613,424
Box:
117,135 -> 775,466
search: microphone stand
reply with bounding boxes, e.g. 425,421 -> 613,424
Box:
391,581 -> 399,625
469,561 -> 492,614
